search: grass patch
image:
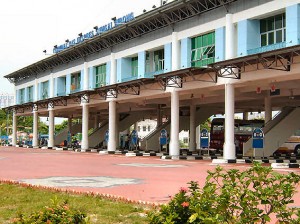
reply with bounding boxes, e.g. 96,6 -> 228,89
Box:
0,183 -> 149,224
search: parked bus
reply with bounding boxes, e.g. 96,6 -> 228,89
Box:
209,118 -> 264,153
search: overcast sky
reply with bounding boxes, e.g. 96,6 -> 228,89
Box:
0,0 -> 166,94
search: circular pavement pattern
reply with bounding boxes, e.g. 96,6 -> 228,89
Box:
21,176 -> 142,188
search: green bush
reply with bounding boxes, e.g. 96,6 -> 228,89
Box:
149,162 -> 300,224
12,197 -> 88,224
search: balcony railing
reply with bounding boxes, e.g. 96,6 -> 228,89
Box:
247,42 -> 286,55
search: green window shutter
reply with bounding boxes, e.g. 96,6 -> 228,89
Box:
191,32 -> 215,67
95,64 -> 106,88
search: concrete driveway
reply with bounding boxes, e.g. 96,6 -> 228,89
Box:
0,146 -> 300,206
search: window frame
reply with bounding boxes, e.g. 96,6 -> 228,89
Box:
260,13 -> 286,47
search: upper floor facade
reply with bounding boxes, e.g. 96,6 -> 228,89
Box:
12,0 -> 300,105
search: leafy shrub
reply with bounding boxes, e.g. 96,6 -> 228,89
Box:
12,197 -> 88,224
149,162 -> 300,224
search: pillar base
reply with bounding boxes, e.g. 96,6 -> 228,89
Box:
223,142 -> 236,160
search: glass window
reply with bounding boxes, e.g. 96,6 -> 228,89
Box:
143,126 -> 146,132
145,52 -> 151,73
148,125 -> 150,131
260,13 -> 285,47
154,49 -> 164,71
191,32 -> 215,67
95,64 -> 106,88
276,30 -> 283,43
28,86 -> 33,102
41,81 -> 49,99
71,72 -> 81,91
20,88 -> 25,103
268,32 -> 274,45
132,57 -> 138,77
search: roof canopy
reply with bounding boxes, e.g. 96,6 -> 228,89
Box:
4,0 -> 237,84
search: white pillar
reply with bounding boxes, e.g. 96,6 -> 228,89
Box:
264,93 -> 272,124
68,117 -> 72,134
169,88 -> 180,156
32,110 -> 39,147
48,108 -> 54,148
81,102 -> 89,150
223,83 -> 235,159
83,62 -> 89,91
196,125 -> 200,149
223,13 -> 236,160
115,112 -> 120,148
110,53 -> 117,85
49,73 -> 54,98
108,100 -> 117,152
189,102 -> 196,152
172,32 -> 180,71
12,112 -> 17,146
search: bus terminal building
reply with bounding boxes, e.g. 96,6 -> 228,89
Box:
4,0 -> 300,160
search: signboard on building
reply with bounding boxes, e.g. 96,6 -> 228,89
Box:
53,12 -> 135,53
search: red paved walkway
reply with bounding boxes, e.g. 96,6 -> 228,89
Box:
0,146 -> 300,207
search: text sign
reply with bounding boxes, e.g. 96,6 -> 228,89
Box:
252,128 -> 264,148
53,12 -> 134,53
200,128 -> 209,148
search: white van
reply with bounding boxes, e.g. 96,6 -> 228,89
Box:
275,135 -> 300,155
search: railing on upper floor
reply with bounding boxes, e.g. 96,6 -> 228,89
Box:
247,42 -> 286,55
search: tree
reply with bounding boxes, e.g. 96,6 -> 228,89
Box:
200,118 -> 211,132
0,110 -> 11,136
149,162 -> 300,224
55,120 -> 68,134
